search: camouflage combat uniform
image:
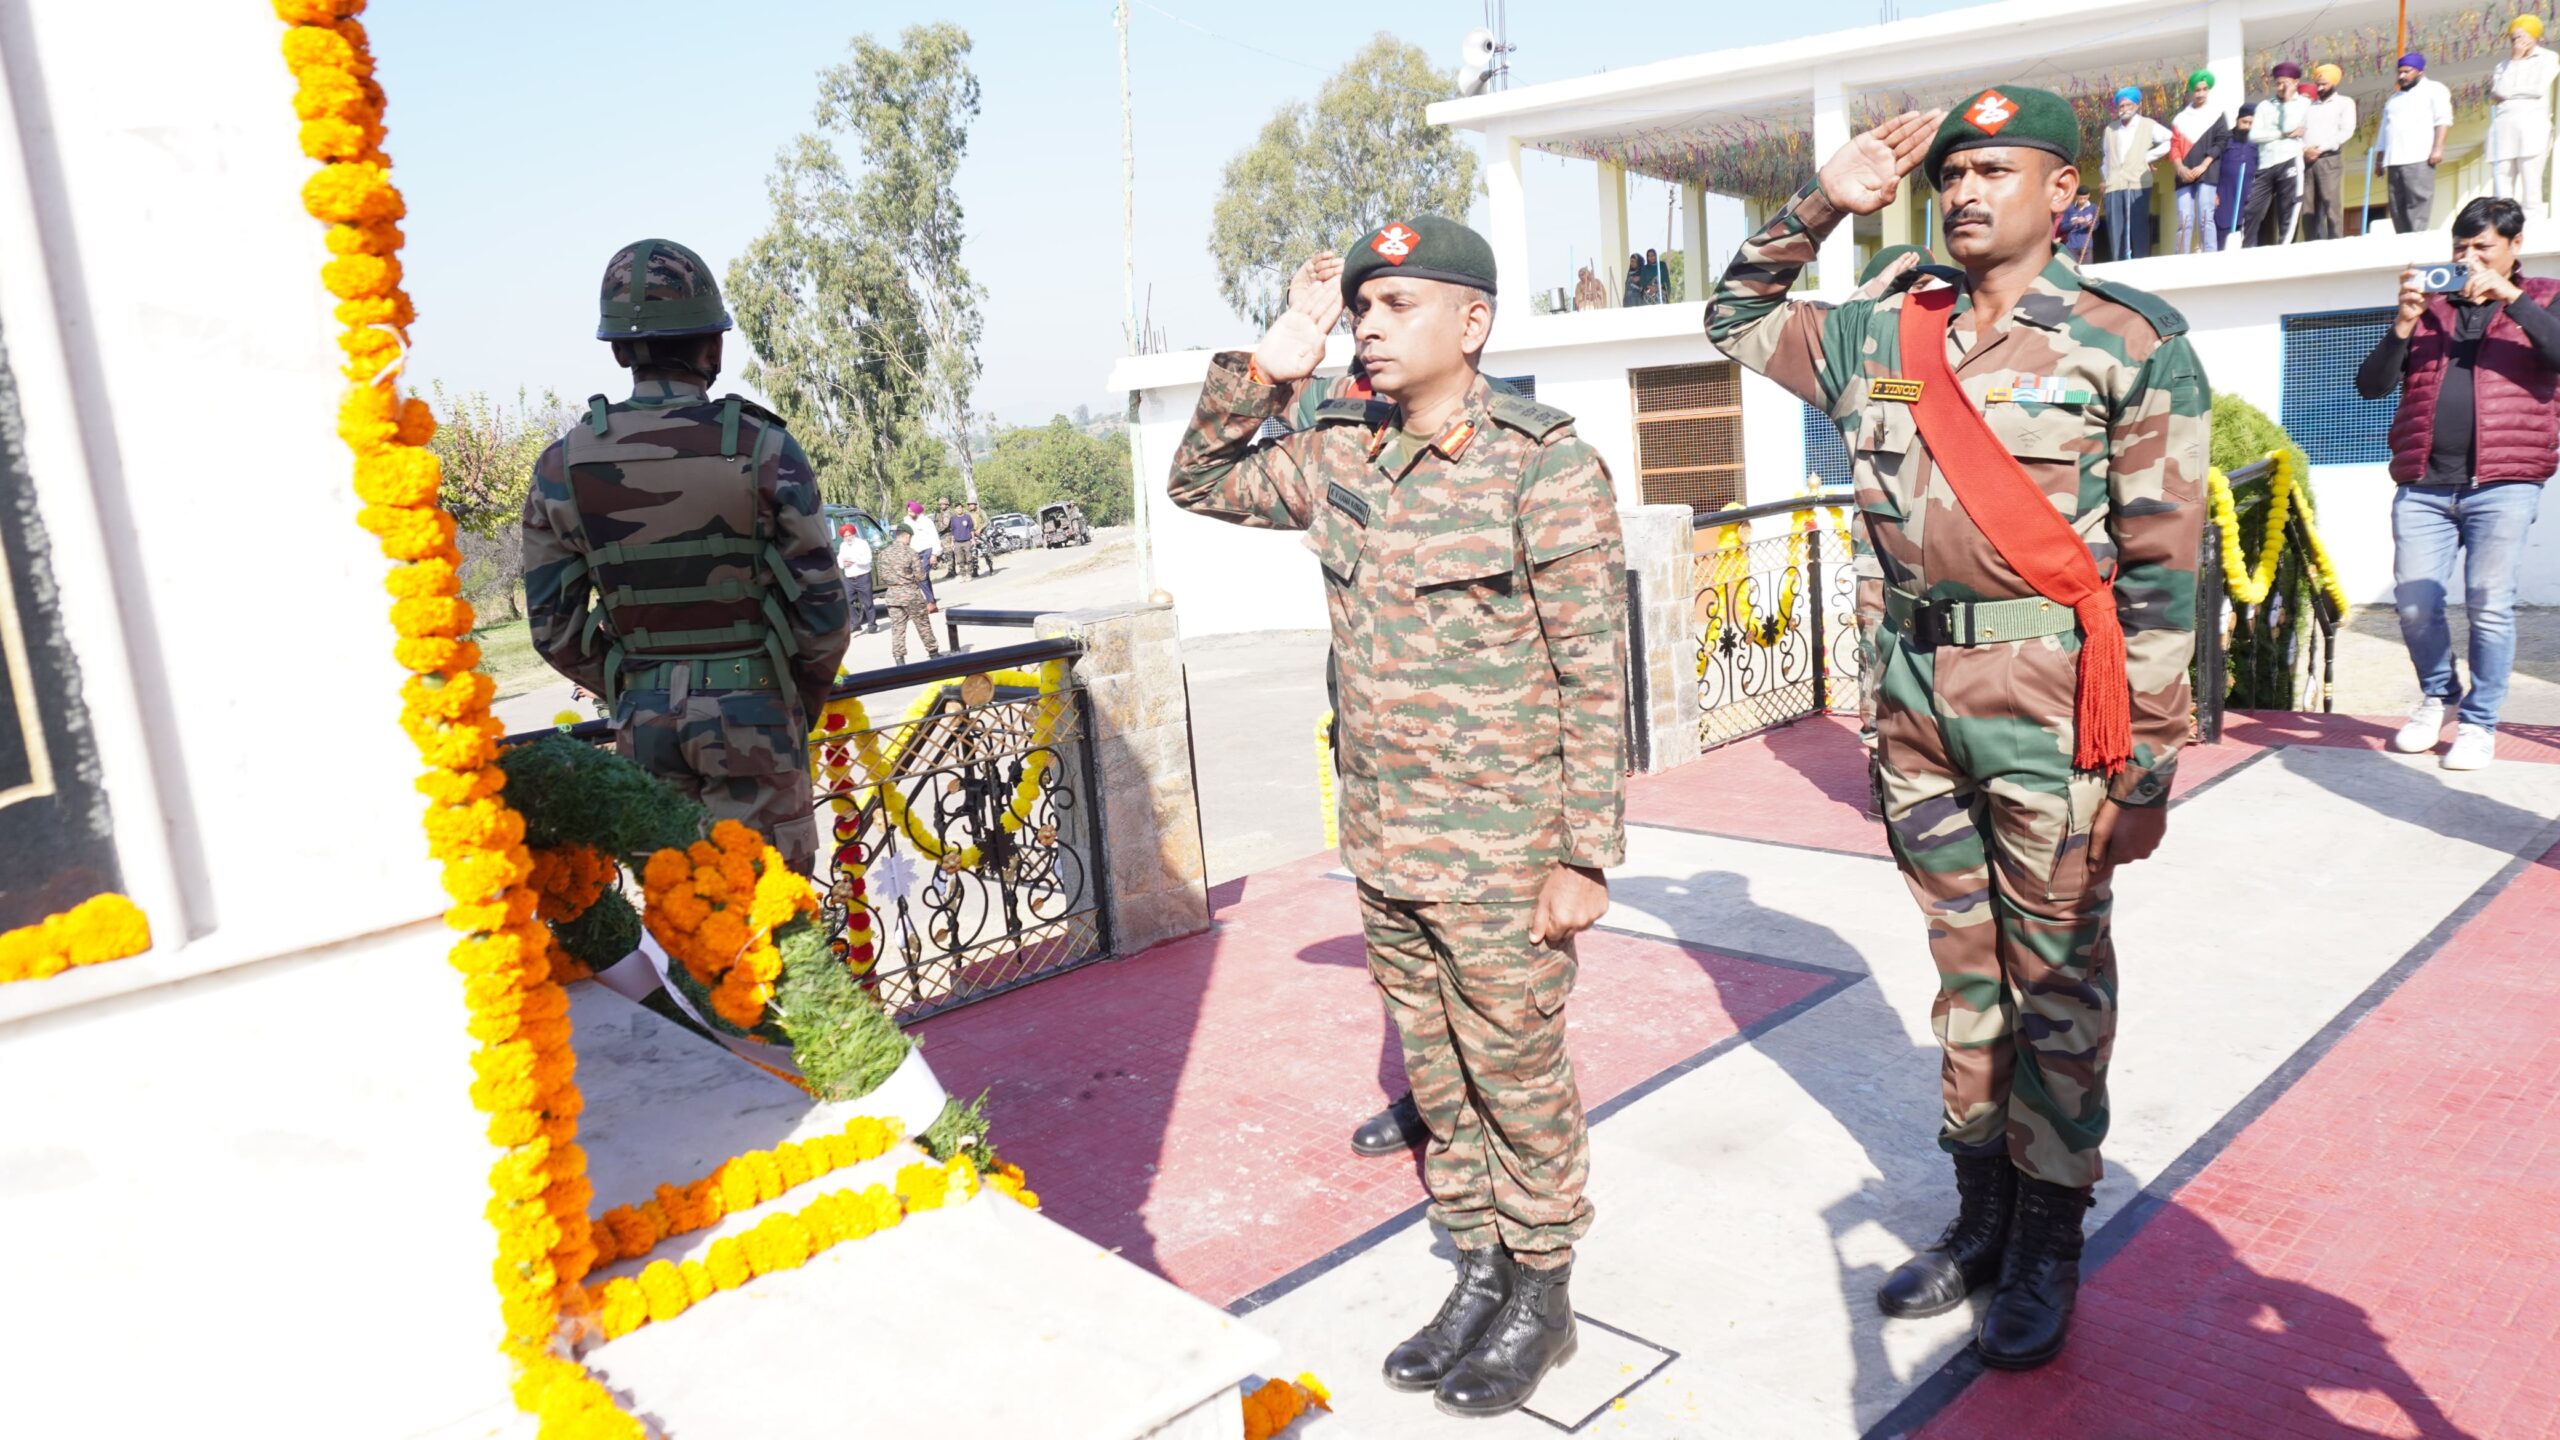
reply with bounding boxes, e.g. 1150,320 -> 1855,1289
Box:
876,532 -> 939,666
1170,358 -> 1628,1267
1707,190 -> 2209,1188
521,378 -> 850,872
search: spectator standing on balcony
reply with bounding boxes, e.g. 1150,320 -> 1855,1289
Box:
1170,222 -> 1626,1418
2378,54 -> 2452,233
2242,63 -> 2311,246
2356,197 -> 2560,771
2216,106 -> 2259,246
1642,247 -> 1667,302
1710,88 -> 2207,1372
2169,71 -> 2231,253
2100,87 -> 2172,260
2058,187 -> 2098,263
1573,262 -> 1609,311
2490,16 -> 2559,215
1623,252 -> 1645,306
2301,64 -> 2358,240
835,522 -> 877,636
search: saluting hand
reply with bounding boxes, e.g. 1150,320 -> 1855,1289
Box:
1819,109 -> 1947,216
1251,251 -> 1347,385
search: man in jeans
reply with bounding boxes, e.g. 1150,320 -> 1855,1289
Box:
2357,197 -> 2560,770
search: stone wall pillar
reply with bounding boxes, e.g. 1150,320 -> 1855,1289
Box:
1036,602 -> 1211,956
1620,505 -> 1700,775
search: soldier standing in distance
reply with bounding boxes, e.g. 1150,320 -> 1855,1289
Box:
1708,90 -> 2209,1369
1170,218 -> 1626,1418
521,239 -> 850,874
875,525 -> 941,667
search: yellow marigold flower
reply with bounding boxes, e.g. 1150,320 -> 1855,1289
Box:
636,1261 -> 689,1323
593,1277 -> 646,1340
705,1237 -> 749,1290
677,1260 -> 716,1305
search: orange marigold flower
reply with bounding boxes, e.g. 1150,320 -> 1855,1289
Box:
397,396 -> 437,445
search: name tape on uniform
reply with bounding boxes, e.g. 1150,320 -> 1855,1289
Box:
1326,481 -> 1372,525
1871,378 -> 1926,403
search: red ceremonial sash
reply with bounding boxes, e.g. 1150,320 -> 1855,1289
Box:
1895,284 -> 2132,776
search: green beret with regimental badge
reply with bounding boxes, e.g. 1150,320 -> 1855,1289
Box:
1924,86 -> 2082,190
1340,216 -> 1498,303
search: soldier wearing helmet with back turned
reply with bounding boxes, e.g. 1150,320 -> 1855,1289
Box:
1708,89 -> 2209,1370
520,239 -> 850,872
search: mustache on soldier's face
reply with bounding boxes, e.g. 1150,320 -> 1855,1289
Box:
1943,206 -> 1994,228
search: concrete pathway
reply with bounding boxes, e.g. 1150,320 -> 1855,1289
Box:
914,714 -> 2560,1439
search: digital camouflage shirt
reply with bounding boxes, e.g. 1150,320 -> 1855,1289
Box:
1170,356 -> 1628,901
520,378 -> 849,719
1706,187 -> 2210,806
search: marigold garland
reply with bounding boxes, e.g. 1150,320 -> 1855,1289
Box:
813,662 -> 1068,873
1241,1373 -> 1332,1439
638,820 -> 817,1030
276,5 -> 616,1434
585,1157 -> 983,1343
2207,449 -> 2351,620
587,1115 -> 902,1267
0,893 -> 152,985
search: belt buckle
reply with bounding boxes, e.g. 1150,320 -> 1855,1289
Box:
1911,598 -> 1958,650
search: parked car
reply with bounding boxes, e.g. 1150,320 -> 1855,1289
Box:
986,511 -> 1038,553
1037,501 -> 1091,548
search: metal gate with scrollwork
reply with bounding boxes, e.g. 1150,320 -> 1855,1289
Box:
1693,494 -> 1860,748
811,646 -> 1109,1022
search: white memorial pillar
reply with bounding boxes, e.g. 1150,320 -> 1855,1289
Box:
1813,72 -> 1856,295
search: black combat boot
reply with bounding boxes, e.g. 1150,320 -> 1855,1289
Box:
1433,1259 -> 1577,1418
1877,1153 -> 2017,1318
1382,1245 -> 1514,1392
1350,1092 -> 1428,1157
1975,1176 -> 2094,1370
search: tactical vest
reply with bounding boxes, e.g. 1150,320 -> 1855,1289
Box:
559,394 -> 806,703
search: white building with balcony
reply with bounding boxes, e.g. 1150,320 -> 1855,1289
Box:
1114,0 -> 2560,639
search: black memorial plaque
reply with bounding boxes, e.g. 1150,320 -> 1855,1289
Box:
0,318 -> 121,931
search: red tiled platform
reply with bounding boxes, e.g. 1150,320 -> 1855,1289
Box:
1919,837 -> 2560,1440
1625,713 -> 2560,863
912,856 -> 1839,1308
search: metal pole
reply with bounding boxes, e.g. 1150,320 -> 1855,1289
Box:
1807,533 -> 1829,717
1118,1 -> 1154,601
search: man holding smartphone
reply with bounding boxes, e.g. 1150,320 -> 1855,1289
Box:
2357,196 -> 2560,770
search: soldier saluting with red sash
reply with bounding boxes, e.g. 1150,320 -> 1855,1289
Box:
1708,89 -> 2210,1368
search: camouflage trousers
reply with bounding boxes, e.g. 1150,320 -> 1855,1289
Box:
1359,882 -> 1591,1268
885,604 -> 940,666
615,686 -> 819,874
1871,629 -> 2117,1189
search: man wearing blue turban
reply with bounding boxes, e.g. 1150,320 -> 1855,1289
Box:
2101,84 -> 2173,260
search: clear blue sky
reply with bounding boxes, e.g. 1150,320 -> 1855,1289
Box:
373,0 -> 1986,427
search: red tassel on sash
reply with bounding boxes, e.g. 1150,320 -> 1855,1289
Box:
1895,286 -> 2131,776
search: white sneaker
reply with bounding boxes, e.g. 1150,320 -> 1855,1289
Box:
2443,724 -> 2496,771
2389,699 -> 2447,754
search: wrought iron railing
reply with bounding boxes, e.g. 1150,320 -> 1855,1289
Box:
1692,494 -> 1859,749
941,605 -> 1044,655
501,635 -> 1109,1022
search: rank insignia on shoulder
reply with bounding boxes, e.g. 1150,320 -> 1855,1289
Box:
1326,482 -> 1371,526
1871,378 -> 1926,403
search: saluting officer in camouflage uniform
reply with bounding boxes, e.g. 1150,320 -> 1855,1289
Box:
522,239 -> 850,873
1708,91 -> 2208,1369
1170,219 -> 1626,1418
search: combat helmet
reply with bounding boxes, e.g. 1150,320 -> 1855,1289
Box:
595,238 -> 733,340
